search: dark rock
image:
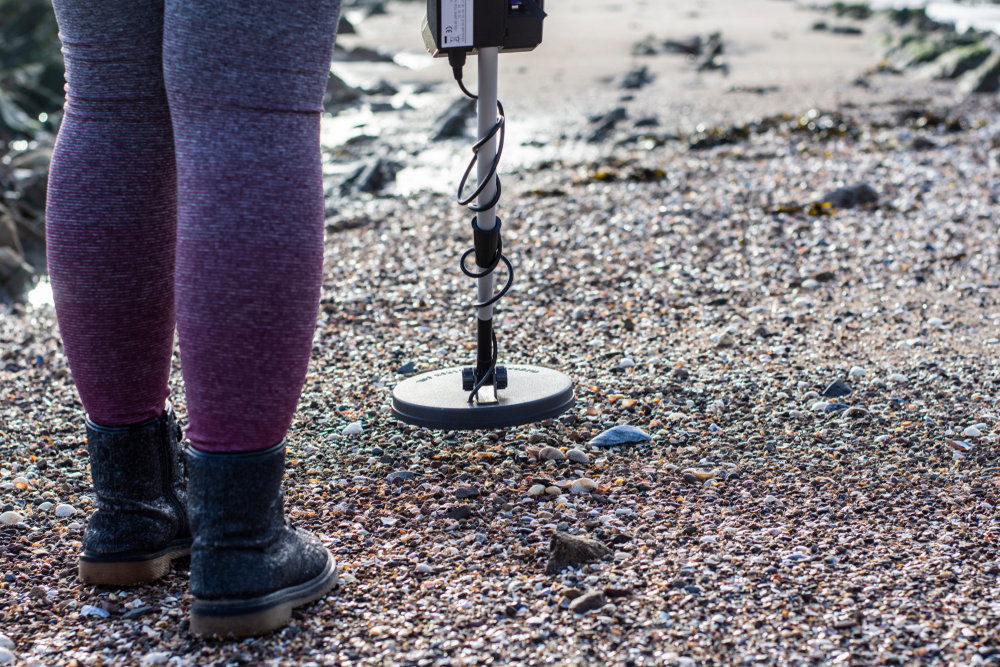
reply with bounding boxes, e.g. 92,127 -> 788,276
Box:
455,486 -> 480,499
664,36 -> 702,55
813,270 -> 836,283
634,116 -> 659,127
568,589 -> 607,614
821,379 -> 852,398
386,471 -> 415,485
341,158 -> 401,195
618,66 -> 654,90
445,505 -> 472,521
958,50 -> 1000,94
587,107 -> 628,144
545,532 -> 611,575
338,15 -> 356,34
683,473 -> 701,485
811,21 -> 828,31
694,32 -> 726,72
910,136 -> 937,150
434,98 -> 477,140
378,455 -> 395,465
122,605 -> 157,620
323,72 -> 362,111
395,361 -> 415,374
830,26 -> 863,35
672,368 -> 690,380
603,587 -> 634,599
820,182 -> 878,209
920,43 -> 991,80
363,79 -> 398,96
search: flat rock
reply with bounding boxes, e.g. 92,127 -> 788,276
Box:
546,531 -> 611,575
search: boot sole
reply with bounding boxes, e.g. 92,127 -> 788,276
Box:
78,540 -> 192,586
190,552 -> 338,639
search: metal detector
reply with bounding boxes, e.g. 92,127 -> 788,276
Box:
391,0 -> 574,430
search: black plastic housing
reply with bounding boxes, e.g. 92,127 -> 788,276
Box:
423,0 -> 545,57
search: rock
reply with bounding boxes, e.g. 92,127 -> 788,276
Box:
663,35 -> 702,55
545,486 -> 562,496
920,43 -> 991,80
821,379 -> 852,398
54,503 -> 76,517
341,158 -> 402,195
455,486 -> 480,499
820,183 -> 877,209
604,587 -> 634,599
0,648 -> 13,665
323,71 -> 362,111
589,425 -> 651,447
122,606 -> 156,620
964,426 -> 982,437
386,471 -> 415,484
528,484 -> 546,496
569,478 -> 597,494
37,501 -> 52,511
363,79 -> 398,96
416,563 -> 433,574
587,107 -> 628,144
567,449 -> 590,464
378,455 -> 395,465
338,15 -> 356,34
848,366 -> 867,377
140,653 -> 170,667
0,636 -> 11,651
618,66 -> 654,90
539,447 -> 565,461
568,589 -> 607,614
445,505 -> 473,520
714,332 -> 735,347
958,50 -> 1000,94
342,422 -> 363,436
0,511 -> 23,525
888,373 -> 908,384
562,587 -> 584,601
545,532 -> 611,575
946,439 -> 973,452
682,473 -> 701,485
434,97 -> 476,140
395,361 -> 415,374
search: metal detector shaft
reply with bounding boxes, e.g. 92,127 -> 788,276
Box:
475,47 -> 499,379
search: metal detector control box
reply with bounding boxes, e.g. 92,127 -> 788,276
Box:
422,0 -> 545,56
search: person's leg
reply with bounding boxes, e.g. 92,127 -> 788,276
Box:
47,0 -> 191,586
163,0 -> 341,638
47,0 -> 177,427
165,0 -> 339,454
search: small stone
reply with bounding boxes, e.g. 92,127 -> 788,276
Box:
568,589 -> 608,614
0,635 -> 12,650
714,332 -> 735,348
342,422 -> 363,436
54,504 -> 77,517
0,511 -> 23,526
617,357 -> 635,368
0,648 -> 13,665
395,361 -> 415,374
528,484 -> 546,496
682,473 -> 701,485
416,563 -> 433,574
37,501 -> 53,511
562,587 -> 583,601
820,182 -> 877,209
567,449 -> 590,464
848,366 -> 866,377
455,486 -> 480,499
545,486 -> 562,496
546,532 -> 611,574
946,439 -> 973,452
888,373 -> 908,384
589,425 -> 651,447
386,471 -> 415,484
539,447 -> 565,461
964,426 -> 982,437
140,652 -> 170,667
821,379 -> 852,398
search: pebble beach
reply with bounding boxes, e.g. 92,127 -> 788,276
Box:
3,1 -> 1000,666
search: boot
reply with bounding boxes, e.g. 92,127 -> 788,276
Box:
186,442 -> 338,639
79,405 -> 191,585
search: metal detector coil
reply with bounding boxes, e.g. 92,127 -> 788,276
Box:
392,0 -> 573,431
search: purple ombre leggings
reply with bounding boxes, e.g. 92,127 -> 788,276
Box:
46,0 -> 340,452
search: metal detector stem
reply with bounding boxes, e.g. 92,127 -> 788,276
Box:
475,48 -> 499,399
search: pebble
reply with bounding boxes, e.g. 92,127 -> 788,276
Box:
964,426 -> 982,437
54,504 -> 77,517
888,373 -> 908,383
455,486 -> 480,499
140,653 -> 170,667
0,649 -> 13,666
37,501 -> 53,512
589,425 -> 651,447
0,636 -> 11,651
0,512 -> 23,526
566,449 -> 590,463
539,446 -> 565,461
568,590 -> 607,614
821,379 -> 852,398
528,484 -> 546,496
342,422 -> 363,436
849,366 -> 867,377
416,563 -> 433,574
714,332 -> 735,347
386,471 -> 415,483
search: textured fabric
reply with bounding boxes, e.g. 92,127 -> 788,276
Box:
47,0 -> 340,451
186,442 -> 333,600
82,407 -> 190,556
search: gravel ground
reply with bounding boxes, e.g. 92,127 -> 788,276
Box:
3,82 -> 1000,667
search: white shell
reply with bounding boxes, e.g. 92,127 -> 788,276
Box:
0,511 -> 24,525
527,484 -> 546,496
570,478 -> 597,494
566,449 -> 590,464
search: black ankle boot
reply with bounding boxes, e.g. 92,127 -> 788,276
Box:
186,442 -> 338,639
79,406 -> 192,585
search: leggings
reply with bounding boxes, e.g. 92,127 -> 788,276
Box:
46,0 -> 341,452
